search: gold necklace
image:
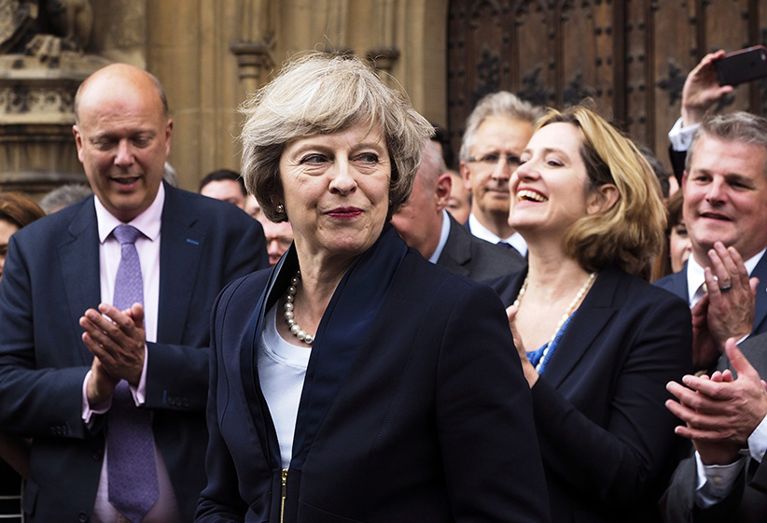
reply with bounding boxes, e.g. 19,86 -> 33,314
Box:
513,272 -> 597,345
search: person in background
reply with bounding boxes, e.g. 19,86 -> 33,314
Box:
199,169 -> 247,209
652,191 -> 691,281
640,144 -> 678,200
392,140 -> 524,281
0,192 -> 45,523
492,106 -> 691,522
196,52 -> 549,523
39,183 -> 93,214
258,216 -> 293,266
244,194 -> 261,220
446,169 -> 471,224
460,91 -> 544,257
0,63 -> 267,521
0,193 -> 45,280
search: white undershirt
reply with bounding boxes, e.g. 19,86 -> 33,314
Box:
258,304 -> 311,468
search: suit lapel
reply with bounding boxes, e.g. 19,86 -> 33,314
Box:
437,215 -> 471,277
291,226 -> 408,469
59,199 -> 101,365
157,186 -> 204,344
750,253 -> 767,334
541,269 -> 619,390
669,267 -> 689,302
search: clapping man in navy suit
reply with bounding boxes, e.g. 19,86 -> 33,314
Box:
0,63 -> 267,521
655,112 -> 767,371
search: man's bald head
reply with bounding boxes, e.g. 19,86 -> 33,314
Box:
74,63 -> 169,124
72,63 -> 173,223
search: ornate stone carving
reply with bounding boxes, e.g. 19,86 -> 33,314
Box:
0,1 -> 107,195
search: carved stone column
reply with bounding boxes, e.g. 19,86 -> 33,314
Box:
0,53 -> 109,196
230,0 -> 274,98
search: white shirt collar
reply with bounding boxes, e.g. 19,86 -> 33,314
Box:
686,248 -> 766,305
95,183 -> 165,244
467,212 -> 527,255
429,210 -> 451,264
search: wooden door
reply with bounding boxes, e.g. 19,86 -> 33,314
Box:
447,0 -> 767,167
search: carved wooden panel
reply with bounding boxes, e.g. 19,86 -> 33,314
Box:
448,0 -> 767,168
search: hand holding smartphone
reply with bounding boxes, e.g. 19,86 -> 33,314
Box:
714,45 -> 767,86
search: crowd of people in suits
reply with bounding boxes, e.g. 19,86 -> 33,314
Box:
0,46 -> 765,523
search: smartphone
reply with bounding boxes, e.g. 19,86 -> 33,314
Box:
714,45 -> 767,86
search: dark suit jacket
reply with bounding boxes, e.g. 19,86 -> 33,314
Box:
196,226 -> 550,522
492,267 -> 692,522
655,254 -> 767,337
661,333 -> 767,523
669,146 -> 687,186
437,213 -> 525,282
0,184 -> 267,521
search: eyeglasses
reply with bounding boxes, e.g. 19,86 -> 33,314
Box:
466,152 -> 522,170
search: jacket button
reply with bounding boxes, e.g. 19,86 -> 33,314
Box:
78,512 -> 88,522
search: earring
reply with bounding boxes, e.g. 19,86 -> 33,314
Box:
276,203 -> 285,214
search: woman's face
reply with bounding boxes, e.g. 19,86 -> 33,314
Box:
509,122 -> 595,238
278,122 -> 391,261
669,221 -> 692,273
0,219 -> 19,280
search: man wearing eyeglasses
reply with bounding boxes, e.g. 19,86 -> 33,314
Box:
459,92 -> 543,257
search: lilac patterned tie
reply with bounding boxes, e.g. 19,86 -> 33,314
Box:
107,224 -> 159,522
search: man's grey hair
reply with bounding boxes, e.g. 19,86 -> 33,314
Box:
40,184 -> 93,214
459,91 -> 544,161
417,140 -> 448,188
686,111 -> 767,175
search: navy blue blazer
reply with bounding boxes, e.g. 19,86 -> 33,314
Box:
197,226 -> 550,522
437,213 -> 525,282
655,254 -> 767,337
492,267 -> 692,523
0,184 -> 267,521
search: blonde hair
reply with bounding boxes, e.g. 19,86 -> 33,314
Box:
538,106 -> 666,276
240,52 -> 433,221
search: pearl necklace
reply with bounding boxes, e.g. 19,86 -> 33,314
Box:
283,271 -> 314,345
513,272 -> 596,369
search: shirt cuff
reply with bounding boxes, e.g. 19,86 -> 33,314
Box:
81,370 -> 112,424
694,450 -> 747,508
129,344 -> 149,406
81,345 -> 149,422
668,118 -> 699,152
748,414 -> 767,463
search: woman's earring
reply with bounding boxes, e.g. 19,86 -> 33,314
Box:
276,203 -> 285,215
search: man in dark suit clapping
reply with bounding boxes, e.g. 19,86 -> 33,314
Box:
0,63 -> 267,521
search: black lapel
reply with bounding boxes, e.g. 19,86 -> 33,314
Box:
59,199 -> 101,365
539,269 -> 619,390
750,254 -> 767,334
290,225 -> 408,469
437,215 -> 471,277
